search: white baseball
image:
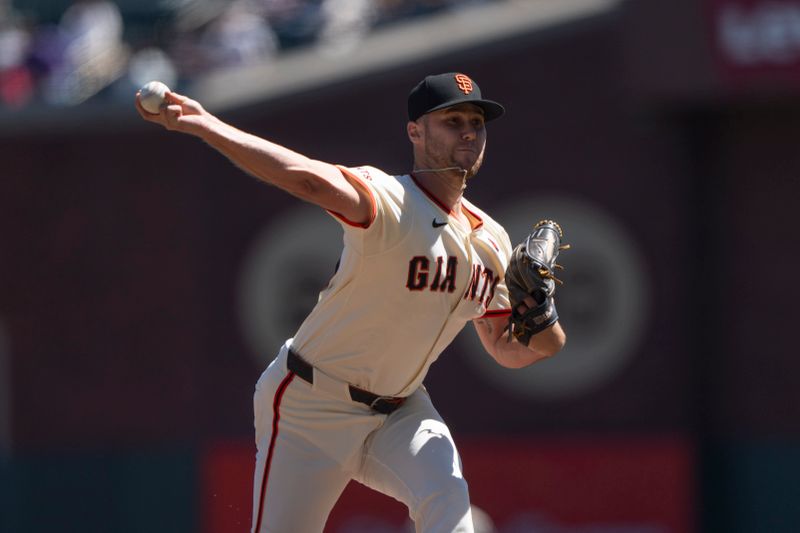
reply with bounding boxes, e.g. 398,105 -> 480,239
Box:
138,81 -> 170,114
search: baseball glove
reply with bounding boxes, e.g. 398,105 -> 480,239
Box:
505,219 -> 569,345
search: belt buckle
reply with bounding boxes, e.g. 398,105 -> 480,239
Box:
369,395 -> 405,413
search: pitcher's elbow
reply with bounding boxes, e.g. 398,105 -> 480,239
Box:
532,329 -> 566,358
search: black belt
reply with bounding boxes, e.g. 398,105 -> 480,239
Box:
287,349 -> 407,415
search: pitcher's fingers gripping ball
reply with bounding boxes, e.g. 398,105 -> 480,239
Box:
505,220 -> 570,345
137,81 -> 170,114
134,88 -> 207,134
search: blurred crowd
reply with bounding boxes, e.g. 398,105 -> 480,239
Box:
0,0 -> 501,110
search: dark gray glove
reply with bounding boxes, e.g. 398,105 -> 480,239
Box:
505,220 -> 569,345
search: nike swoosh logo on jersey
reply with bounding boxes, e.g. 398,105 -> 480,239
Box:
432,219 -> 448,228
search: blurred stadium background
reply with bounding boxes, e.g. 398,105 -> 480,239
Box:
2,0 -> 800,531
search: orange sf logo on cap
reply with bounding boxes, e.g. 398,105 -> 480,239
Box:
454,74 -> 473,95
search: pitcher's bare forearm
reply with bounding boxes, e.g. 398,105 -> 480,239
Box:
198,122 -> 341,201
473,315 -> 565,369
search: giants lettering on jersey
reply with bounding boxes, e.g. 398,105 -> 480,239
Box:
464,263 -> 499,308
407,255 -> 457,292
406,256 -> 499,308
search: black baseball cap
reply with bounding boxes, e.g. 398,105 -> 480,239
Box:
407,72 -> 505,122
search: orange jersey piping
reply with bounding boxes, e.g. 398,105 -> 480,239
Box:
327,165 -> 378,228
481,308 -> 511,318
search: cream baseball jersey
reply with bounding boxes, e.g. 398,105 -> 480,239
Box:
290,165 -> 513,397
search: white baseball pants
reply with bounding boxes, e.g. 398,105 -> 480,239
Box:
250,342 -> 474,533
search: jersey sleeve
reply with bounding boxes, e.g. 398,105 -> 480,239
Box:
327,165 -> 408,254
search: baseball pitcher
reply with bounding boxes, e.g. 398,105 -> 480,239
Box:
136,72 -> 567,533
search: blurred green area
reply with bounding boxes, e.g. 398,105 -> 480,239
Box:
702,440 -> 800,533
0,448 -> 197,533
